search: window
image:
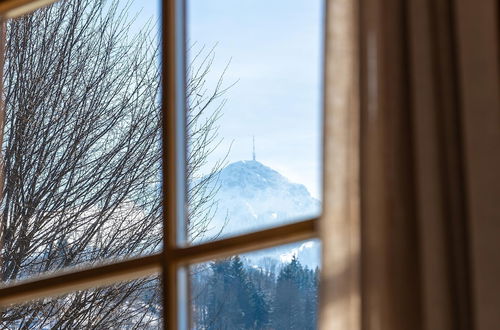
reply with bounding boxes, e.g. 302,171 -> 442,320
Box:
0,0 -> 350,329
3,0 -> 495,329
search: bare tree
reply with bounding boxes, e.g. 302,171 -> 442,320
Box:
0,0 -> 228,327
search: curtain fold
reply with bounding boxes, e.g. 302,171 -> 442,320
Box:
322,0 -> 498,329
454,1 -> 500,329
356,0 -> 500,330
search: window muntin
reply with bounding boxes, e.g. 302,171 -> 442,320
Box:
0,1 -> 324,329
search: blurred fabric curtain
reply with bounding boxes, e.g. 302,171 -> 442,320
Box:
321,0 -> 499,329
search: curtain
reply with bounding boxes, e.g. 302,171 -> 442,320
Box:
321,0 -> 500,329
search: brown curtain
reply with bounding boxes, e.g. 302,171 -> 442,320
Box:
360,0 -> 500,329
321,0 -> 500,330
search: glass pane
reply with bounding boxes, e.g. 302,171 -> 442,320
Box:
0,276 -> 161,329
191,240 -> 321,329
186,0 -> 324,244
1,0 -> 161,283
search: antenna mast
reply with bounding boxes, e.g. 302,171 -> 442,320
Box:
252,136 -> 256,161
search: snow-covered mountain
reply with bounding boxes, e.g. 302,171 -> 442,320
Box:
196,160 -> 321,268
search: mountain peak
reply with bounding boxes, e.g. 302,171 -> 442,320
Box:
213,160 -> 318,222
198,160 -> 321,267
218,160 -> 291,191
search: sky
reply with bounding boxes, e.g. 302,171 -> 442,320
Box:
132,0 -> 324,199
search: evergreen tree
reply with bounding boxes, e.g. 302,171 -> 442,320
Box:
203,256 -> 270,329
302,266 -> 319,329
272,256 -> 305,329
248,285 -> 269,329
206,259 -> 235,329
193,254 -> 318,329
230,256 -> 252,329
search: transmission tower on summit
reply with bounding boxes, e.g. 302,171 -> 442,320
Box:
252,136 -> 256,161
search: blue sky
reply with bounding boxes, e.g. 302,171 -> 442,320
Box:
133,0 -> 324,199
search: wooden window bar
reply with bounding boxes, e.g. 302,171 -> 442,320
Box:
0,218 -> 317,308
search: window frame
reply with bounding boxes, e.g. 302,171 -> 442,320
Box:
0,0 -> 325,329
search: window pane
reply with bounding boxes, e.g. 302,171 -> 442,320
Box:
186,0 -> 324,244
191,240 -> 321,329
1,0 -> 161,283
0,276 -> 161,329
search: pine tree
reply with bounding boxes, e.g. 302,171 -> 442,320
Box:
271,256 -> 306,330
248,285 -> 269,329
231,256 -> 251,328
230,256 -> 269,329
206,259 -> 234,329
302,266 -> 319,330
202,256 -> 270,329
194,255 -> 318,329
